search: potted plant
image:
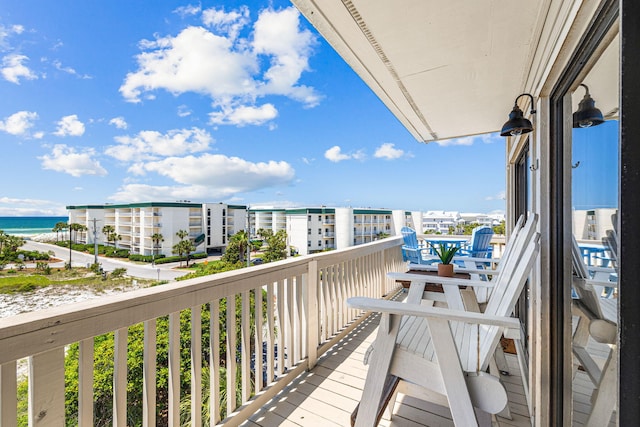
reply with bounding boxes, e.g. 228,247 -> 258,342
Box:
431,244 -> 459,277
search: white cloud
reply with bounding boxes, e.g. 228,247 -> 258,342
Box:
52,59 -> 91,79
177,104 -> 192,117
374,143 -> 405,160
1,54 -> 38,84
0,196 -> 53,206
252,7 -> 319,106
173,4 -> 202,17
0,24 -> 25,48
485,191 -> 506,201
110,154 -> 295,202
120,6 -> 319,126
40,144 -> 107,177
54,114 -> 85,137
202,6 -> 250,41
109,116 -> 128,129
0,111 -> 38,136
325,146 -> 349,162
324,145 -> 365,162
105,127 -> 213,162
435,134 -> 496,147
209,103 -> 277,126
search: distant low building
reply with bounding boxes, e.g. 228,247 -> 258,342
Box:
68,203 -> 421,258
67,202 -> 247,256
422,211 -> 461,234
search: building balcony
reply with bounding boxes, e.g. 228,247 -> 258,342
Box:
0,235 -> 611,426
0,238 -> 405,426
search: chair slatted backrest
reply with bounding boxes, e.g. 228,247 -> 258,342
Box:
571,235 -> 606,319
468,226 -> 494,258
401,227 -> 419,248
401,226 -> 423,263
476,234 -> 540,370
449,213 -> 538,371
481,215 -> 525,271
468,213 -> 538,371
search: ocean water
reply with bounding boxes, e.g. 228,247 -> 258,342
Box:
0,216 -> 68,236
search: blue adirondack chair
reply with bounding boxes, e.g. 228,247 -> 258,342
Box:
457,225 -> 494,259
400,227 -> 434,265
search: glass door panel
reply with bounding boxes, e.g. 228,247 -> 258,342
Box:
570,34 -> 619,426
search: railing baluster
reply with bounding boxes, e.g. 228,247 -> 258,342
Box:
143,320 -> 156,427
241,291 -> 251,403
211,300 -> 221,425
276,280 -> 285,375
191,306 -> 202,426
168,312 -> 180,427
226,295 -> 237,414
296,273 -> 304,361
285,278 -> 294,370
114,327 -> 128,427
1,361 -> 17,427
338,262 -> 346,328
331,265 -> 338,335
254,288 -> 264,392
29,348 -> 65,425
306,261 -> 319,369
267,282 -> 275,382
322,267 -> 331,340
78,337 -> 94,427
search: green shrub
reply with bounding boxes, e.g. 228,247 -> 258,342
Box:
110,268 -> 127,278
128,254 -> 165,262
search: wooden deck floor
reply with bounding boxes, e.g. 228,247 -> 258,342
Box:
241,313 -> 532,427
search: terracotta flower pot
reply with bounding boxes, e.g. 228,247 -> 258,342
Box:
438,263 -> 454,277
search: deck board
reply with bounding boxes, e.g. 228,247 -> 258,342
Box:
245,312 -> 533,426
243,309 -> 615,427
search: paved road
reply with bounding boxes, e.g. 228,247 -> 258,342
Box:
22,240 -> 188,281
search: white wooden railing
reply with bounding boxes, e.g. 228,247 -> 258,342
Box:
0,237 -> 404,427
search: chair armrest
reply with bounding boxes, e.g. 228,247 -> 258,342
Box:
388,272 -> 496,288
347,297 -> 521,334
583,278 -> 618,289
409,264 -> 500,276
452,255 -> 500,263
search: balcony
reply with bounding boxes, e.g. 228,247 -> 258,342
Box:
0,238 -> 404,426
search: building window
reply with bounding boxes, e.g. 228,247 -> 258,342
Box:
318,228 -> 321,234
308,228 -> 311,235
307,240 -> 311,247
308,215 -> 311,221
318,215 -> 321,221
318,240 -> 321,246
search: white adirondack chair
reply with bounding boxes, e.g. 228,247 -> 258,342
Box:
348,231 -> 540,426
571,235 -> 617,426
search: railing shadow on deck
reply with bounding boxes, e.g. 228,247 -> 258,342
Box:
0,236 -> 405,427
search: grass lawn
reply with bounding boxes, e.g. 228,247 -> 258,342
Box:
0,267 -> 152,294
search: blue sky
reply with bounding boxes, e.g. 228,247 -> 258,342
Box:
0,1 -> 507,217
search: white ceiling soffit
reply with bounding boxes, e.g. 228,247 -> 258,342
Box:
293,0 -> 544,143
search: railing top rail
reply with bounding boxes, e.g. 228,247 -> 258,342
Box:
0,236 -> 403,363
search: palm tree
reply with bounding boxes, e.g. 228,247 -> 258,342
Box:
53,221 -> 68,242
173,229 -> 190,267
69,223 -> 84,244
102,225 -> 115,246
176,229 -> 188,242
151,233 -> 164,264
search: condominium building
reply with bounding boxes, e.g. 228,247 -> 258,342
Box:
421,211 -> 461,234
282,207 -> 416,256
67,202 -> 428,257
573,208 -> 617,241
67,202 -> 247,256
